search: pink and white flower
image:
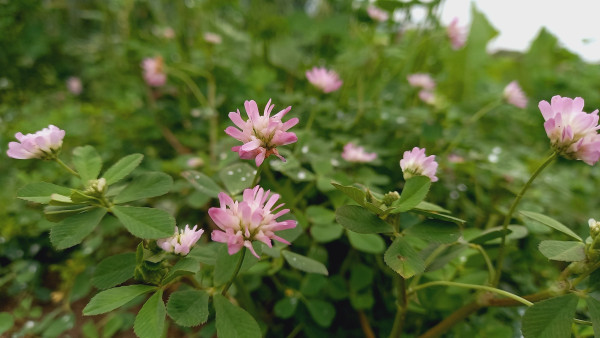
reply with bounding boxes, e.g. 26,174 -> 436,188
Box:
367,5 -> 389,22
226,99 -> 298,166
418,90 -> 436,105
157,224 -> 204,255
503,81 -> 528,108
342,143 -> 377,163
66,77 -> 82,95
539,95 -> 600,165
141,56 -> 166,87
7,125 -> 65,160
407,73 -> 436,91
447,17 -> 467,50
306,67 -> 343,93
203,32 -> 222,44
208,186 -> 297,258
400,147 -> 439,182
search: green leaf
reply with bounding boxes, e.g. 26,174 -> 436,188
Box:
50,208 -> 107,250
214,294 -> 261,338
73,145 -> 102,183
404,220 -> 461,244
311,222 -> 344,243
414,201 -> 450,214
219,163 -> 256,195
587,297 -> 600,336
112,206 -> 174,239
181,170 -> 222,198
166,290 -> 209,327
306,206 -> 336,224
113,172 -> 173,203
17,182 -> 72,204
44,205 -> 94,222
134,290 -> 165,338
538,240 -> 586,262
304,299 -> 335,327
213,244 -> 261,286
102,154 -> 144,185
521,294 -> 578,338
187,243 -> 219,265
92,253 -> 136,289
0,312 -> 14,336
469,229 -> 512,244
274,297 -> 299,319
281,251 -> 328,275
161,257 -> 200,285
83,285 -> 156,315
335,205 -> 394,234
384,236 -> 426,278
521,211 -> 582,242
390,176 -> 431,213
347,231 -> 386,254
331,182 -> 366,206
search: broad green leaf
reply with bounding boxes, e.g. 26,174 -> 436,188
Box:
384,236 -> 426,278
350,264 -> 374,291
113,172 -> 173,203
111,206 -> 174,239
331,182 -> 366,206
411,209 -> 467,225
181,170 -> 222,198
347,231 -> 386,254
17,182 -> 72,204
304,299 -> 335,327
281,251 -> 328,275
306,206 -> 336,224
219,163 -> 256,195
161,257 -> 200,285
83,285 -> 156,315
213,244 -> 261,286
390,176 -> 431,213
404,220 -> 461,244
214,294 -> 261,338
166,290 -> 209,327
587,297 -> 600,336
50,208 -> 107,250
134,290 -> 165,338
415,201 -> 450,214
48,193 -> 76,205
44,205 -> 94,222
468,225 -> 527,244
469,229 -> 512,244
102,154 -> 144,185
311,223 -> 344,243
521,211 -> 582,242
73,145 -> 102,183
521,294 -> 578,338
187,242 -> 219,265
92,253 -> 136,289
538,240 -> 586,262
335,205 -> 394,234
300,274 -> 327,297
0,312 -> 14,336
274,297 -> 299,319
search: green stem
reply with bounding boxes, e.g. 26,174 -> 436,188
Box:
469,243 -> 495,283
54,158 -> 80,178
221,247 -> 246,296
389,276 -> 408,338
492,152 -> 558,286
571,261 -> 600,287
304,104 -> 318,132
352,75 -> 365,126
444,100 -> 501,154
409,281 -> 533,306
167,67 -> 209,107
251,161 -> 266,187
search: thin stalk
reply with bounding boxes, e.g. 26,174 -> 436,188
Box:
304,104 -> 318,132
469,243 -> 495,283
221,247 -> 246,296
492,152 -> 558,286
54,158 -> 80,178
251,162 -> 266,187
286,324 -> 303,338
358,310 -> 376,338
389,276 -> 408,338
167,67 -> 209,107
409,281 -> 533,306
352,75 -> 365,126
444,100 -> 501,154
418,301 -> 482,338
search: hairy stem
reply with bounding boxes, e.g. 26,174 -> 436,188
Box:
54,158 -> 80,178
221,247 -> 246,296
409,281 -> 533,306
389,276 -> 408,338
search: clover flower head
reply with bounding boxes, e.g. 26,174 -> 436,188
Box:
367,5 -> 389,22
157,225 -> 204,255
503,81 -> 528,108
341,143 -> 377,163
209,186 -> 297,258
539,95 -> 600,165
447,17 -> 467,50
226,99 -> 298,166
418,90 -> 436,105
141,56 -> 166,87
306,67 -> 343,93
7,125 -> 65,160
400,147 -> 439,182
407,73 -> 436,91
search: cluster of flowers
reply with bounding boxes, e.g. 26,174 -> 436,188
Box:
407,73 -> 436,105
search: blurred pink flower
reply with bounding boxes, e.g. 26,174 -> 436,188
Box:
539,95 -> 600,165
7,125 -> 65,160
306,67 -> 343,93
204,32 -> 222,44
400,147 -> 439,182
157,225 -> 204,255
447,17 -> 467,50
186,157 -> 204,168
226,99 -> 298,166
141,56 -> 166,87
342,143 -> 377,163
66,77 -> 82,95
503,81 -> 528,108
367,5 -> 389,22
209,186 -> 296,258
407,73 -> 436,90
163,27 -> 175,39
418,90 -> 436,105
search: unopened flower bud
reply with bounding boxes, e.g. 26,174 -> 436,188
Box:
589,218 -> 600,237
85,178 -> 107,195
382,191 -> 400,206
